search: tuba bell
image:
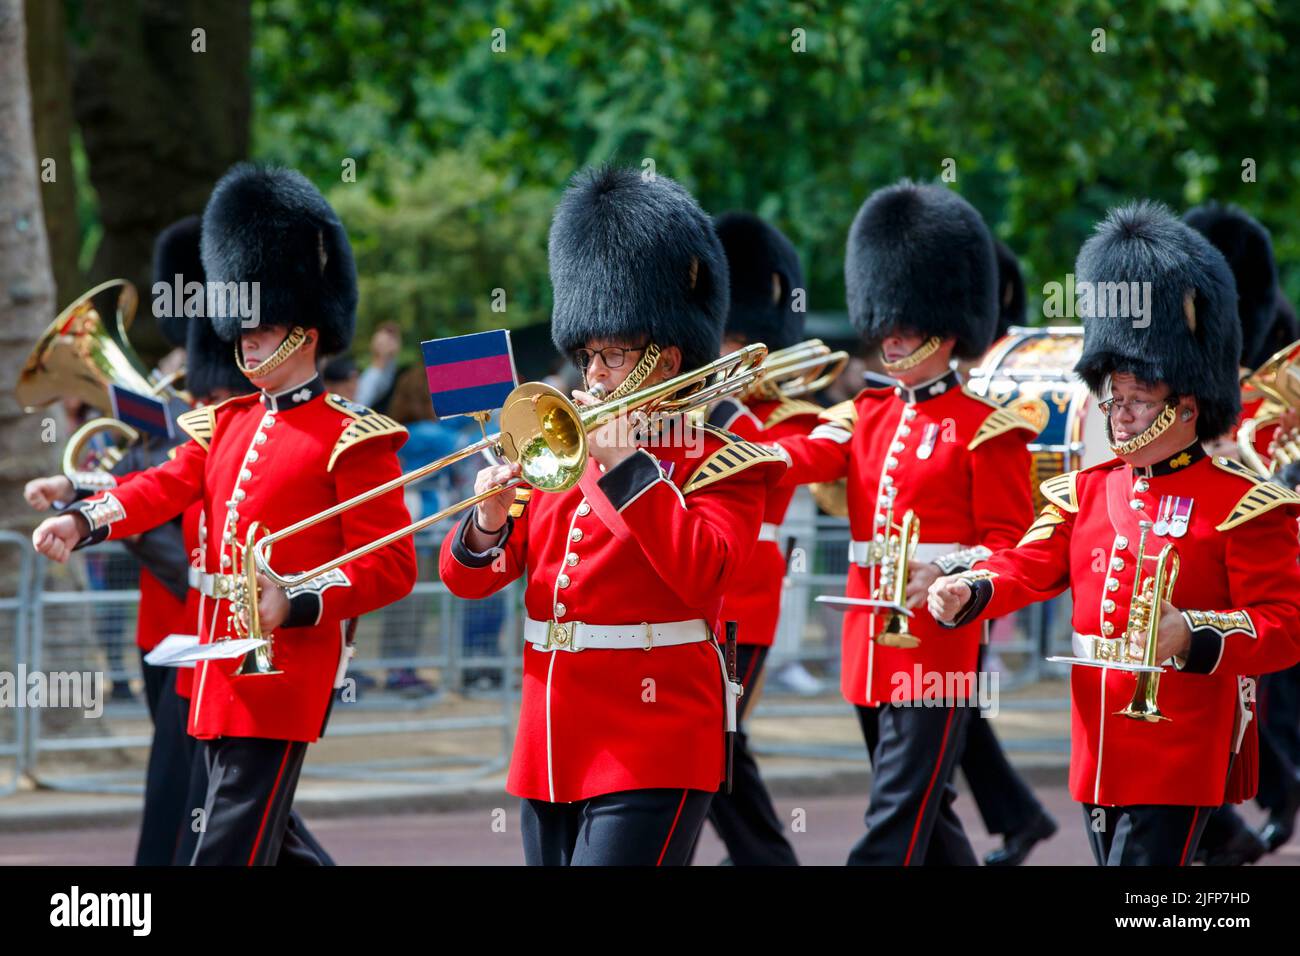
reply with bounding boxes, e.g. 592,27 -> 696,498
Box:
1237,338 -> 1300,476
17,279 -> 190,477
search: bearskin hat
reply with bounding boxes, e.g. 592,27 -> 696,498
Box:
993,238 -> 1027,339
714,211 -> 806,351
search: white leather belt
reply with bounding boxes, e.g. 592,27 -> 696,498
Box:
758,522 -> 779,543
188,568 -> 240,600
524,617 -> 711,652
848,540 -> 963,567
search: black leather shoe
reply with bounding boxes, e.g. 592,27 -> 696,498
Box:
1205,827 -> 1267,866
1259,778 -> 1300,853
983,813 -> 1058,866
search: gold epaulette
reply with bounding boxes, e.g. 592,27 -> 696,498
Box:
817,398 -> 858,430
325,394 -> 407,471
175,406 -> 216,450
1214,457 -> 1300,530
1017,503 -> 1067,545
963,387 -> 1040,450
683,430 -> 788,494
508,487 -> 532,518
174,393 -> 252,450
1039,471 -> 1080,514
764,399 -> 824,430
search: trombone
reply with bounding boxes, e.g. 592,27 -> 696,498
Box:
229,344 -> 771,673
746,339 -> 850,400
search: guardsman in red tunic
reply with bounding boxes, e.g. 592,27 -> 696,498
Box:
772,181 -> 1036,865
439,167 -> 785,866
930,201 -> 1300,866
1184,201 -> 1300,864
693,211 -> 817,865
32,165 -> 417,865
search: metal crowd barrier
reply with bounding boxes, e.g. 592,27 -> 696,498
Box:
21,532 -> 520,794
0,531 -> 35,796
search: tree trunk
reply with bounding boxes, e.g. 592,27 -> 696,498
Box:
71,0 -> 251,362
24,0 -> 80,306
0,0 -> 59,569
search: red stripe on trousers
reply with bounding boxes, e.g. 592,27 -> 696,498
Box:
247,743 -> 293,866
1179,807 -> 1202,866
903,706 -> 957,866
656,790 -> 690,867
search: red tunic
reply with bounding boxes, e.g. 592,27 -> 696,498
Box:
76,380 -> 417,742
438,422 -> 785,802
775,373 -> 1036,706
709,396 -> 822,647
958,447 -> 1300,806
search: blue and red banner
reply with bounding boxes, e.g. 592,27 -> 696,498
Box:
420,330 -> 518,419
109,384 -> 173,438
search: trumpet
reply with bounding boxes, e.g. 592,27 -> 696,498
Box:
226,344 -> 771,674
1237,338 -> 1300,476
17,279 -> 191,478
1114,522 -> 1179,723
873,490 -> 921,648
746,339 -> 850,401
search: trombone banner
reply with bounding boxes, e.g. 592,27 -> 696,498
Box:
421,330 -> 518,419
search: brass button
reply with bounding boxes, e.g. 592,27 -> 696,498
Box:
1115,536 -> 1128,549
891,441 -> 905,453
240,469 -> 252,482
557,574 -> 570,589
1102,599 -> 1116,613
570,528 -> 583,542
1129,500 -> 1142,511
1111,557 -> 1124,571
554,602 -> 567,617
1102,621 -> 1115,636
577,502 -> 591,517
1106,578 -> 1119,592
566,552 -> 578,567
1135,480 -> 1149,493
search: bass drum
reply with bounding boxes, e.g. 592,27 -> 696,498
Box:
965,325 -> 1109,510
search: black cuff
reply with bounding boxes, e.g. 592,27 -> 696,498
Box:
597,450 -> 662,511
72,526 -> 109,552
450,510 -> 511,568
706,397 -> 746,430
284,590 -> 321,628
940,578 -> 993,630
1179,624 -> 1225,675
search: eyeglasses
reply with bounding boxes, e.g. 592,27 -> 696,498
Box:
574,343 -> 650,370
1098,397 -> 1171,418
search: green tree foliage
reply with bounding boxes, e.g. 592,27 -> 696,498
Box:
251,0 -> 1300,349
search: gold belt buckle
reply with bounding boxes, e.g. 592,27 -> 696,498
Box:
546,621 -> 571,650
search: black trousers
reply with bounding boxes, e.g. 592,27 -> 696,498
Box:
848,703 -> 976,866
136,664 -> 198,865
696,645 -> 798,865
957,645 -> 1046,837
1082,803 -> 1213,866
178,736 -> 333,866
1258,664 -> 1300,814
521,788 -> 713,866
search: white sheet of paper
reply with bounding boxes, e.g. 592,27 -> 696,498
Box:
169,637 -> 269,663
1046,655 -> 1162,674
814,595 -> 914,618
143,633 -> 201,668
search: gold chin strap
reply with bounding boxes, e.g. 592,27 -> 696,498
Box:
881,336 -> 942,374
590,343 -> 663,403
234,326 -> 308,379
1109,403 -> 1178,457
